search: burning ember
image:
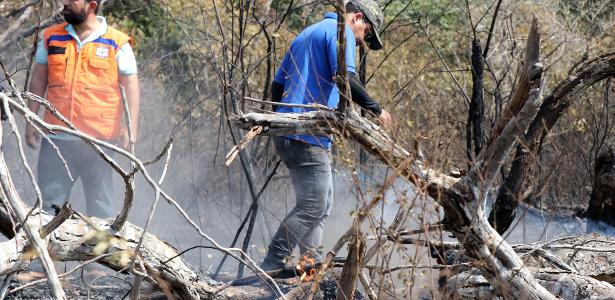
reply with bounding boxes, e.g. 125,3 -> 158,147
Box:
296,255 -> 316,282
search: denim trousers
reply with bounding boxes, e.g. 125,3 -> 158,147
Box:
37,138 -> 115,218
262,137 -> 333,270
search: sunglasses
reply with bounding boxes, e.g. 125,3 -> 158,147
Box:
363,17 -> 374,41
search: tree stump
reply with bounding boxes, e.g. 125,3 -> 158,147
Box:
586,148 -> 615,226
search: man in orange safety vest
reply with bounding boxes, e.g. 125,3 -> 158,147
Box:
26,0 -> 140,218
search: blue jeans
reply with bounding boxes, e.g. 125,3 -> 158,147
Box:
261,137 -> 333,270
37,138 -> 115,218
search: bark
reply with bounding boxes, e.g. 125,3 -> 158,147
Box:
336,235 -> 364,300
467,38 -> 485,159
585,148 -> 615,226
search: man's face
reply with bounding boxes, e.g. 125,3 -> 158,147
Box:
349,13 -> 373,45
62,0 -> 93,25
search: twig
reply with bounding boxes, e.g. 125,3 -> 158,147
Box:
39,202 -> 73,238
411,4 -> 471,106
0,89 -> 65,299
396,224 -> 444,236
112,85 -> 137,232
335,0 -> 352,113
359,269 -> 377,300
308,174 -> 396,300
378,262 -> 471,274
213,159 -> 282,278
23,4 -> 42,91
128,257 -> 146,300
0,273 -> 14,299
225,125 -> 263,165
483,0 -> 503,58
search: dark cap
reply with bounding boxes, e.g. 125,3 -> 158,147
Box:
348,0 -> 384,50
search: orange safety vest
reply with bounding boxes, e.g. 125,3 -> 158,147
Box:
43,23 -> 132,140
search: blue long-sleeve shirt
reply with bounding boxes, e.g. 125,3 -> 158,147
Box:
273,12 -> 357,149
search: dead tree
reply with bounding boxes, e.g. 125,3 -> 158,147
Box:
490,53 -> 615,234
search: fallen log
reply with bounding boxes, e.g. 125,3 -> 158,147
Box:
520,233 -> 615,283
0,211 -> 277,299
446,268 -> 615,300
433,233 -> 615,299
234,83 -> 554,299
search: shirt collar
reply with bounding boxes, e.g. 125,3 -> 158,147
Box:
64,16 -> 108,46
324,12 -> 337,19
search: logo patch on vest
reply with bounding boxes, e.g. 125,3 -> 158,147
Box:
95,47 -> 109,58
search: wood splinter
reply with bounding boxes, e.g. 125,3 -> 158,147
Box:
225,125 -> 263,166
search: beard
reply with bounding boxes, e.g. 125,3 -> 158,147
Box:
62,7 -> 88,25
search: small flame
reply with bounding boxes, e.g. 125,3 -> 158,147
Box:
296,255 -> 316,282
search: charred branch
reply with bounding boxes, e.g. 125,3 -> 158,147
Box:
467,38 -> 485,160
487,18 -> 541,233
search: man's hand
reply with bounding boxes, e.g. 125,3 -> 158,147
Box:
378,109 -> 392,130
25,123 -> 40,149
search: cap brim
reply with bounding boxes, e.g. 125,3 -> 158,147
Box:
366,30 -> 383,50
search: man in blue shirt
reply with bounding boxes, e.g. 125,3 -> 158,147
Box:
262,0 -> 391,270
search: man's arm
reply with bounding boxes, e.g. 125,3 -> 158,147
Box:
348,73 -> 380,115
119,74 -> 140,149
348,73 -> 392,129
25,63 -> 48,148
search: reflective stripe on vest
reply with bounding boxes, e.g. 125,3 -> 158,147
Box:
43,23 -> 132,140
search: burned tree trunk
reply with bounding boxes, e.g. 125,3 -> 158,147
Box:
466,39 -> 485,160
336,235 -> 365,300
586,148 -> 615,226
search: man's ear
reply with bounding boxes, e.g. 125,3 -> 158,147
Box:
353,12 -> 364,23
87,1 -> 98,14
